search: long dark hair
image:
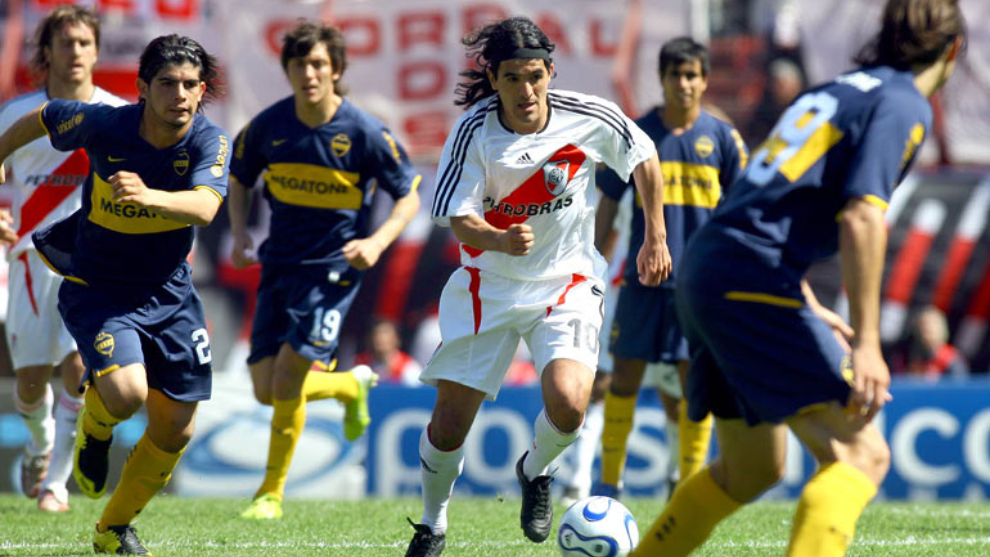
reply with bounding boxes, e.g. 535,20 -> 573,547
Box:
138,34 -> 223,111
455,17 -> 555,109
855,0 -> 966,70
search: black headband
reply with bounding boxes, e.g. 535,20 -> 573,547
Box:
497,47 -> 551,63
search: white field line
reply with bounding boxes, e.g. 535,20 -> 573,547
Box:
4,536 -> 990,551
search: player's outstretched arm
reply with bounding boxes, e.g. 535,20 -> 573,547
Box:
631,153 -> 671,285
450,214 -> 534,256
343,189 -> 421,270
839,196 -> 891,423
0,106 -> 48,184
227,175 -> 258,269
110,171 -> 222,226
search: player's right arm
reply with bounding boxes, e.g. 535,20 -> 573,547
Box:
450,215 -> 533,256
227,175 -> 257,268
630,152 -> 671,286
228,121 -> 265,268
839,197 -> 889,423
0,105 -> 47,184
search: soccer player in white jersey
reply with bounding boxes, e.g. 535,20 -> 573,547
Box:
0,5 -> 125,513
404,17 -> 671,557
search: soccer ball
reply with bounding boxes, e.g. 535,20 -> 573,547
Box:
557,496 -> 639,557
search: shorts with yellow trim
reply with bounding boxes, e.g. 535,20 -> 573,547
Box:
247,262 -> 362,367
675,255 -> 850,426
58,262 -> 212,402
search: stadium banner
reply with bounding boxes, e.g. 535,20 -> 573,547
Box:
216,0 -> 689,156
366,382 -> 990,501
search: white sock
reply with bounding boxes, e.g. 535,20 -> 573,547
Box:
13,383 -> 55,455
569,400 -> 603,494
665,413 -> 681,482
419,426 -> 464,535
523,409 -> 581,481
42,392 -> 84,495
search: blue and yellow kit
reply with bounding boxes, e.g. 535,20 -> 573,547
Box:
600,108 -> 747,363
230,96 -> 420,268
678,66 -> 931,424
34,100 -> 228,287
31,99 -> 230,401
231,96 -> 420,365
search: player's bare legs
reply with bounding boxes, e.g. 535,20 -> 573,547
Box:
632,419 -> 786,557
785,402 -> 890,556
599,356 -> 646,495
559,370 -> 609,506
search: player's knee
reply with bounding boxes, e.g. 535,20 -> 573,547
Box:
104,395 -> 144,420
15,366 -> 53,402
252,388 -> 273,406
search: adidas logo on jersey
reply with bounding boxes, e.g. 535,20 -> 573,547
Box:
516,152 -> 534,164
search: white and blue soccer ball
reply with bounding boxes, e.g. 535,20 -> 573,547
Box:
558,496 -> 639,557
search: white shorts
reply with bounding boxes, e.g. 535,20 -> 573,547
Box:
5,250 -> 77,370
421,267 -> 605,400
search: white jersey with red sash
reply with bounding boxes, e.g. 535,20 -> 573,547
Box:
431,89 -> 655,282
0,88 -> 126,260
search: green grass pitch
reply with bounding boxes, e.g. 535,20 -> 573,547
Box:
1,495 -> 988,556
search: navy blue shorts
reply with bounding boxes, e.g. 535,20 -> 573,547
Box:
676,249 -> 851,426
609,283 -> 688,364
248,264 -> 361,366
58,262 -> 213,402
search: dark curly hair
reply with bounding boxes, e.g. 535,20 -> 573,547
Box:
138,34 -> 223,111
855,0 -> 966,70
455,17 -> 555,109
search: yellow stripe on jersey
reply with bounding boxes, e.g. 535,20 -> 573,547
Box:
34,247 -> 88,286
88,173 -> 189,234
195,185 -> 225,204
660,162 -> 722,208
724,291 -> 803,308
730,128 -> 749,169
900,123 -> 925,170
264,163 -> 363,210
778,121 -> 844,182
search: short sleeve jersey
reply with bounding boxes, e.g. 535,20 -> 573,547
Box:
598,109 -> 748,288
0,88 -> 126,257
432,89 -> 656,281
708,66 -> 932,280
38,100 -> 229,286
230,97 -> 420,267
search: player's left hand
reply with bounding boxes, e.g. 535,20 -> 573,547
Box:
109,171 -> 156,206
636,237 -> 672,286
847,343 -> 892,424
342,237 -> 384,270
0,162 -> 5,185
0,209 -> 18,246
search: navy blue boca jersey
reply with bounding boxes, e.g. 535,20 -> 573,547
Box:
599,109 -> 748,288
707,66 -> 931,281
230,97 -> 420,267
37,100 -> 229,286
